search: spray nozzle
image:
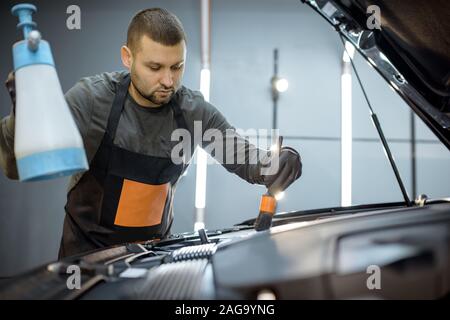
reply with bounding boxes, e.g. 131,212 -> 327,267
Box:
27,30 -> 42,51
11,4 -> 38,40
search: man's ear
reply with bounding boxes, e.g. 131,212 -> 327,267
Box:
121,45 -> 133,69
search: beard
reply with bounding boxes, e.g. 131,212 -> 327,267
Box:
131,74 -> 176,106
135,85 -> 175,105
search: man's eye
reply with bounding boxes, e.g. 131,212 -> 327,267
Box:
149,66 -> 160,71
171,65 -> 182,70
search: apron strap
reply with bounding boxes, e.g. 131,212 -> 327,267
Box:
170,95 -> 190,166
104,73 -> 131,144
171,97 -> 189,131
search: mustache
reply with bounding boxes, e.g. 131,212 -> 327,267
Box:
155,87 -> 174,93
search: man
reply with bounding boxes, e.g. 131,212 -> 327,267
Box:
0,8 -> 302,258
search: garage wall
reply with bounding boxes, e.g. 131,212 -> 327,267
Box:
0,0 -> 449,277
351,54 -> 450,204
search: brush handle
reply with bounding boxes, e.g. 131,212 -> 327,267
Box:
254,194 -> 277,231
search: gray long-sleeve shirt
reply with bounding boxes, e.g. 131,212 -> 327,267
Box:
0,70 -> 268,190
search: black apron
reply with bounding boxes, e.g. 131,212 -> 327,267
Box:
59,73 -> 188,259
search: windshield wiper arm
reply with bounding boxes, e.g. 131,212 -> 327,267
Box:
339,35 -> 412,207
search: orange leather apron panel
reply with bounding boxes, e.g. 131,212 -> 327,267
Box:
114,179 -> 169,227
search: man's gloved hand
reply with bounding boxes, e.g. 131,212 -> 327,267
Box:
5,71 -> 16,113
262,146 -> 302,195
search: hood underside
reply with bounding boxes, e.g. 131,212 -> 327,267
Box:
303,0 -> 450,149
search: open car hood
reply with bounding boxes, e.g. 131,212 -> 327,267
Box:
302,0 -> 450,149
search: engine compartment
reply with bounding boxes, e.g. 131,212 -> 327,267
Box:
0,203 -> 449,300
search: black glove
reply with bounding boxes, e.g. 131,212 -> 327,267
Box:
5,71 -> 16,114
263,146 -> 302,195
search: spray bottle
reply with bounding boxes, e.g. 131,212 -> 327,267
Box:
11,4 -> 88,181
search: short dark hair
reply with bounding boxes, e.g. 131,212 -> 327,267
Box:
127,8 -> 186,52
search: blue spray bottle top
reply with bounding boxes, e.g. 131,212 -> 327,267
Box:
11,3 -> 54,70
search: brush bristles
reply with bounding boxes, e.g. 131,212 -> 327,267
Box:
254,212 -> 273,231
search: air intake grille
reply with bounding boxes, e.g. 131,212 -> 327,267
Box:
171,243 -> 217,261
135,259 -> 209,300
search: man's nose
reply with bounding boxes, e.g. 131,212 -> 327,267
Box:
160,70 -> 174,88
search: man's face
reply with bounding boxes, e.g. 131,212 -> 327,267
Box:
126,35 -> 186,106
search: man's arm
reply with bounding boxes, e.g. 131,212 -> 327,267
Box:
0,72 -> 18,179
199,97 -> 302,191
0,113 -> 18,180
200,101 -> 265,184
64,77 -> 95,142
